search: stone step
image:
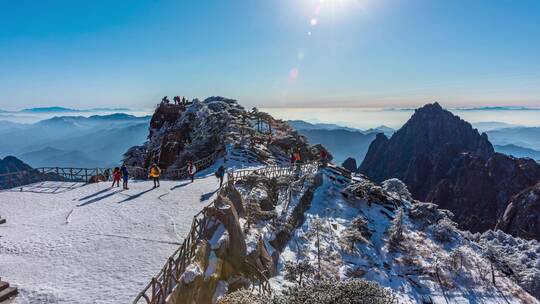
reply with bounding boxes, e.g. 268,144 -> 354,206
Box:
0,283 -> 17,302
0,282 -> 8,292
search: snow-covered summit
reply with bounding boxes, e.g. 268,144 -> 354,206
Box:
124,97 -> 324,174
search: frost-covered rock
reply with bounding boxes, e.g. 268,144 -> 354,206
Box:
478,229 -> 540,299
124,97 -> 323,175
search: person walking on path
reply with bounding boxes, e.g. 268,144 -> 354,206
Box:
121,164 -> 129,190
149,164 -> 161,188
112,167 -> 121,188
188,161 -> 197,183
215,164 -> 225,188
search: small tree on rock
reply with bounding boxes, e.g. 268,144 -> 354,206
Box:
284,260 -> 315,286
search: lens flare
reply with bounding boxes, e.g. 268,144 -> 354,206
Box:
289,67 -> 299,83
310,18 -> 318,26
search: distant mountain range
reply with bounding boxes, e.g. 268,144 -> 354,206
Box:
287,120 -> 395,164
19,147 -> 104,168
0,106 -> 132,114
0,114 -> 150,168
486,127 -> 540,151
494,144 -> 540,160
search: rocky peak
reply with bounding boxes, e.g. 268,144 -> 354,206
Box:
0,156 -> 33,174
401,102 -> 494,158
124,97 -> 323,174
358,103 -> 540,240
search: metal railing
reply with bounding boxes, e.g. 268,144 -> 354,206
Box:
0,149 -> 226,190
0,167 -> 111,189
132,162 -> 317,304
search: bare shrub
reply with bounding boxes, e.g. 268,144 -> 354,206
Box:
275,279 -> 396,304
217,289 -> 269,304
409,202 -> 453,227
431,217 -> 458,243
382,178 -> 412,201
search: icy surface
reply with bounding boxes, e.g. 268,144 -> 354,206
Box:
0,175 -> 222,304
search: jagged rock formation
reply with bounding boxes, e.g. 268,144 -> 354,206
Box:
168,167 -> 321,304
124,97 -> 322,174
359,103 -> 540,239
341,157 -> 357,172
497,182 -> 540,240
0,156 -> 34,174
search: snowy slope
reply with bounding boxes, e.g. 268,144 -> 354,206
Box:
267,172 -> 538,303
0,174 -> 223,304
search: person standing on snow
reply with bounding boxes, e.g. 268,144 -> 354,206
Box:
149,164 -> 161,188
215,164 -> 225,188
188,161 -> 197,183
112,167 -> 121,188
121,164 -> 129,190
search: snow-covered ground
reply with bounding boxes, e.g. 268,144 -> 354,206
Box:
268,172 -> 538,303
0,174 -> 223,303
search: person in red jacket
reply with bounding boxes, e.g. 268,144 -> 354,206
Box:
112,167 -> 121,188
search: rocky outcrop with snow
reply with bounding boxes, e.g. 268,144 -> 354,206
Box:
169,162 -> 539,303
167,166 -> 321,304
358,103 -> 540,239
124,97 -> 322,174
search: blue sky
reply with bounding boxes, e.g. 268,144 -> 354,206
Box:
1,0 -> 539,110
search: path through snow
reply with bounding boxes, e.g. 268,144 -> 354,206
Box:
0,175 -> 222,303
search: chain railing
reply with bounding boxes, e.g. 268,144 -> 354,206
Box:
132,162 -> 317,304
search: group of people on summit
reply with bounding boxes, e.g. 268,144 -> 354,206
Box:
161,95 -> 190,106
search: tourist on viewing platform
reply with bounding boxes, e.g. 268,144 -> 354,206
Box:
188,161 -> 197,183
173,96 -> 180,105
121,164 -> 129,190
149,164 -> 161,188
112,167 -> 121,188
215,164 -> 225,187
161,96 -> 170,104
319,148 -> 328,167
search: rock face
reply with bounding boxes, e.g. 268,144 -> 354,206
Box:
0,156 -> 34,174
124,97 -> 323,175
359,103 -> 540,239
341,157 -> 357,172
0,156 -> 45,189
497,182 -> 540,240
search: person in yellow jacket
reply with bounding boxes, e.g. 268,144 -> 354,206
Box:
149,164 -> 161,188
